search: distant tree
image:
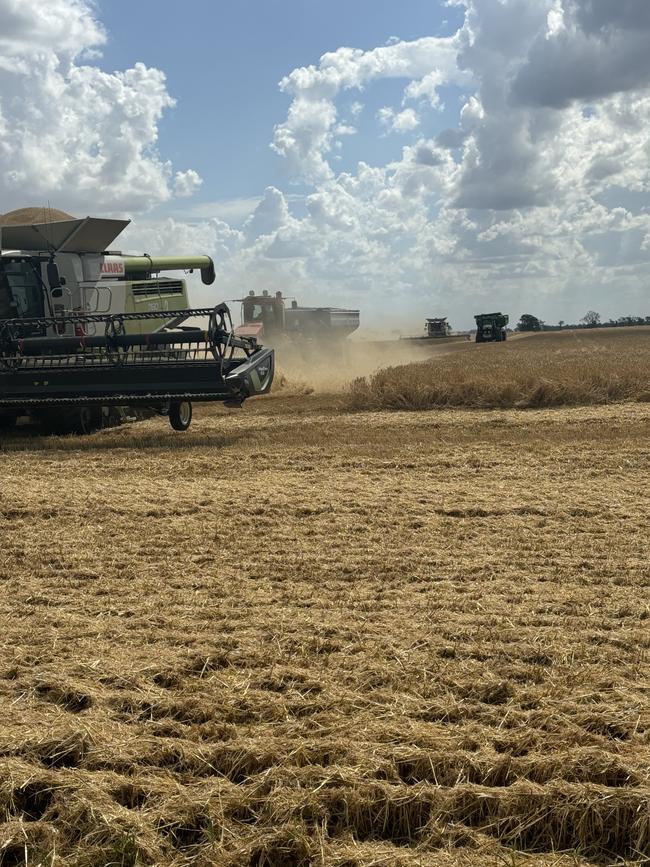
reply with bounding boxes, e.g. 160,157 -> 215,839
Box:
517,313 -> 543,332
558,320 -> 565,329
581,310 -> 601,327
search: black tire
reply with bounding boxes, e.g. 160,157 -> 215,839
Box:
0,412 -> 17,430
38,407 -> 102,435
169,401 -> 192,431
77,407 -> 103,434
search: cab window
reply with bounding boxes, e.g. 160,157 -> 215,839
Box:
0,258 -> 44,319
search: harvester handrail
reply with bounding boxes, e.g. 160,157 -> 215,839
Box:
0,304 -> 230,329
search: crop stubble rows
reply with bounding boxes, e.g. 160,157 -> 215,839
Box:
0,392 -> 649,865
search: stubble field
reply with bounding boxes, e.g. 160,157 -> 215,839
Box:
0,330 -> 649,866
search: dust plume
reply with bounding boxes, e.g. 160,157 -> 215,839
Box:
272,336 -> 473,395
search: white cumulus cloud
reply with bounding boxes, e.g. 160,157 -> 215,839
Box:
271,35 -> 466,182
377,107 -> 420,134
0,0 -> 202,215
174,170 -> 203,198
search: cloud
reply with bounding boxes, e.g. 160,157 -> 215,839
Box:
131,0 -> 650,328
173,170 -> 203,198
513,0 -> 650,107
0,0 -> 201,214
271,35 -> 466,182
404,70 -> 445,108
571,0 -> 650,34
377,107 -> 420,134
242,187 -> 293,243
229,1 -> 650,324
169,196 -> 262,225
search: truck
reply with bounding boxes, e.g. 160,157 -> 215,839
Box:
0,214 -> 274,433
474,312 -> 509,343
234,290 -> 360,345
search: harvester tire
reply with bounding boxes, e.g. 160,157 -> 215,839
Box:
38,407 -> 102,435
0,412 -> 17,430
77,407 -> 103,434
169,401 -> 192,431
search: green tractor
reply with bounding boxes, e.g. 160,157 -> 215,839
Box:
474,312 -> 509,343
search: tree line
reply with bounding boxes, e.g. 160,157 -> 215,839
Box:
516,312 -> 650,332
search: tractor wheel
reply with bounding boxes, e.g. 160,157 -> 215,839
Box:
76,407 -> 103,434
169,400 -> 192,431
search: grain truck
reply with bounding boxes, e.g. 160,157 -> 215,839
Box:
234,290 -> 360,345
474,312 -> 509,343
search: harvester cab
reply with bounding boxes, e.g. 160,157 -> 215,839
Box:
0,216 -> 274,433
474,312 -> 509,343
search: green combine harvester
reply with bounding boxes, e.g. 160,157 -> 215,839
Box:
0,213 -> 274,433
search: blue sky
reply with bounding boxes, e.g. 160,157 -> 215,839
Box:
97,0 -> 465,207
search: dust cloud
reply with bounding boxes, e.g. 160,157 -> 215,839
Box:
272,336 -> 473,394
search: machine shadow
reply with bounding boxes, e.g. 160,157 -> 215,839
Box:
0,429 -> 241,453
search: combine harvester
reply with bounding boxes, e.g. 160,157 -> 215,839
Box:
400,317 -> 469,343
0,213 -> 274,433
234,290 -> 359,346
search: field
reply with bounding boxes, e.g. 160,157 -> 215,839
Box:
348,328 -> 650,410
0,329 -> 649,866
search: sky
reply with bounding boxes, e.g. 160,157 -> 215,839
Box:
1,0 -> 649,331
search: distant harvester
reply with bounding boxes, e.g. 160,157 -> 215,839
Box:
425,317 -> 452,338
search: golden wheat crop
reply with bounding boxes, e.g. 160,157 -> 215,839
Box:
0,330 -> 648,866
347,328 -> 650,411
